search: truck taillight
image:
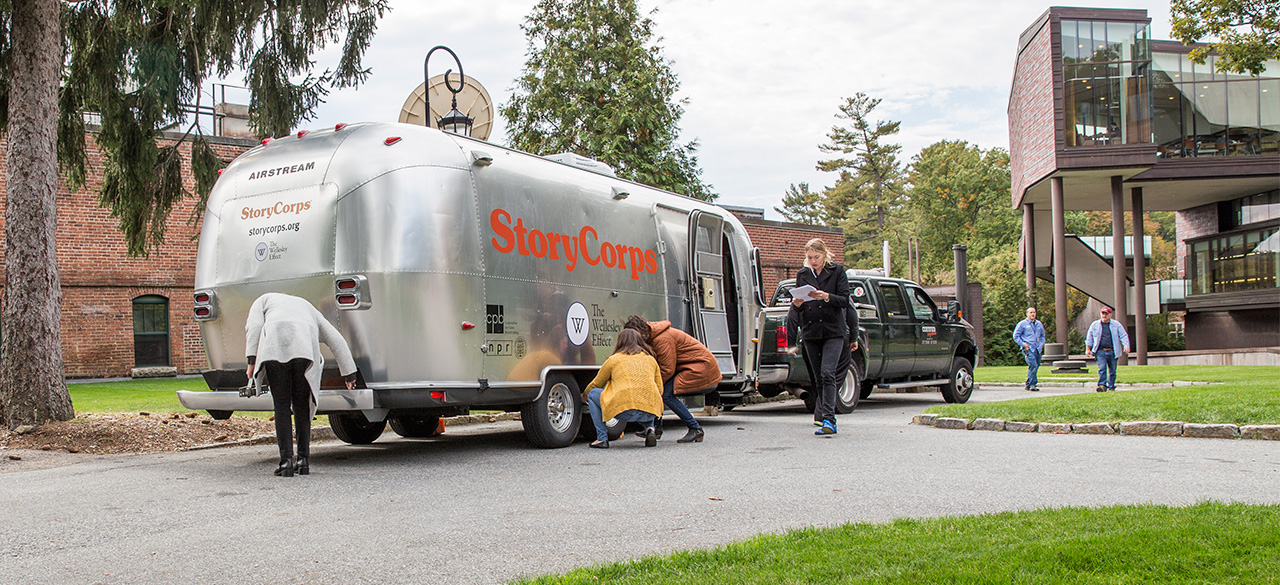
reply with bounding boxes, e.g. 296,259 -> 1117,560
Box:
336,279 -> 357,290
194,293 -> 209,303
337,294 -> 358,306
776,326 -> 787,352
195,307 -> 210,317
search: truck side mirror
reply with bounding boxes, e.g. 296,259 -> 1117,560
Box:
945,300 -> 961,322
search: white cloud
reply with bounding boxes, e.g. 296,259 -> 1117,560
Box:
273,0 -> 1175,217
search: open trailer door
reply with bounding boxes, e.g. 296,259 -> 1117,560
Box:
688,210 -> 737,376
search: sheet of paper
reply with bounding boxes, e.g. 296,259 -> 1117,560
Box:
789,284 -> 819,302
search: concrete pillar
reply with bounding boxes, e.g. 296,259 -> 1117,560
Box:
1024,203 -> 1036,308
1132,187 -> 1148,365
1110,176 -> 1128,329
1051,176 -> 1068,347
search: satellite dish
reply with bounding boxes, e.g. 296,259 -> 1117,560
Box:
399,73 -> 495,141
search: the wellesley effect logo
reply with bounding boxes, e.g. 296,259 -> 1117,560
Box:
255,242 -> 268,262
566,302 -> 589,346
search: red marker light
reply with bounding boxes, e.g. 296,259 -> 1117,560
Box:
216,169 -> 223,176
460,322 -> 476,330
384,136 -> 402,146
261,137 -> 273,146
430,391 -> 445,400
194,293 -> 210,304
297,130 -> 309,138
335,123 -> 347,131
194,308 -> 211,317
336,279 -> 357,290
337,294 -> 358,305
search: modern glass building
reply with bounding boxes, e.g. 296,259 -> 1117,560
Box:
1009,7 -> 1278,357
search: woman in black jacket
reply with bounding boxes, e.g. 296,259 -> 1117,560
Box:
791,238 -> 850,435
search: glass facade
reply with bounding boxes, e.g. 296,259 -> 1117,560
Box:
1189,191 -> 1280,295
1151,53 -> 1280,158
1062,19 -> 1152,147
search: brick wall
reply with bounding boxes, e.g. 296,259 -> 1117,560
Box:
0,132 -> 253,377
1174,203 -> 1218,279
732,215 -> 845,296
1008,17 -> 1058,208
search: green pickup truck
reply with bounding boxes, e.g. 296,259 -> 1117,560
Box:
756,271 -> 978,412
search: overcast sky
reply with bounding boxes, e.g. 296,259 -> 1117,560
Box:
280,0 -> 1176,219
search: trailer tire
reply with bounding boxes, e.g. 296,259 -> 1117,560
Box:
522,373 -> 582,449
389,414 -> 443,438
330,412 -> 387,444
940,356 -> 975,404
835,360 -> 863,414
207,410 -> 233,420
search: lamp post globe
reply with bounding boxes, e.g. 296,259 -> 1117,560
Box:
423,45 -> 474,136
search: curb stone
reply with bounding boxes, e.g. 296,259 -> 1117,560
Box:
1182,423 -> 1240,439
971,418 -> 1005,431
1037,422 -> 1072,433
934,417 -> 969,430
912,414 -> 937,426
1240,425 -> 1280,440
1119,421 -> 1183,437
1072,422 -> 1117,435
1004,421 -> 1037,432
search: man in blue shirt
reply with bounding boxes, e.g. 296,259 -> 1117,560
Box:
1012,307 -> 1046,391
1084,306 -> 1130,392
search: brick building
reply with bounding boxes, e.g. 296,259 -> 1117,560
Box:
1009,6 -> 1279,358
0,132 -> 255,378
721,205 -> 845,296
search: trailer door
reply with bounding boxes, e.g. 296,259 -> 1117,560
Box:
688,210 -> 737,375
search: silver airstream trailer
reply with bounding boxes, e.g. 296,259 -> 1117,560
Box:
178,121 -> 765,448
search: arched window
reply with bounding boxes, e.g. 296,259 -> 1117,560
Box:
133,295 -> 170,367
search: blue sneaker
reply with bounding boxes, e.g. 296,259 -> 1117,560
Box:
815,420 -> 837,435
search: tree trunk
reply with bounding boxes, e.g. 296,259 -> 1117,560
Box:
2,0 -> 73,428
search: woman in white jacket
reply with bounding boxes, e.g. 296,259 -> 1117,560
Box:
245,293 -> 358,477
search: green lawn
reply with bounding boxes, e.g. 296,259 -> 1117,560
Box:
932,365 -> 1280,425
68,377 -> 279,420
513,502 -> 1280,584
976,364 -> 1277,385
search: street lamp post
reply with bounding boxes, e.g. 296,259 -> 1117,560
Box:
423,45 -> 474,137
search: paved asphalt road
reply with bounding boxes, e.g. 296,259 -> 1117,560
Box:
3,384 -> 1278,585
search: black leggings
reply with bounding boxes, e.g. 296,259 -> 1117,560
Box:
264,358 -> 313,460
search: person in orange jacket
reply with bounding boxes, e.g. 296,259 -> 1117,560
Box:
623,315 -> 721,443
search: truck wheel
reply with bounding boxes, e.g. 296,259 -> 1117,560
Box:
835,360 -> 863,414
521,373 -> 582,448
207,410 -> 233,420
941,357 -> 975,403
330,412 -> 387,444
389,414 -> 442,438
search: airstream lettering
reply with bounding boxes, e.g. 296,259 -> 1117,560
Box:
178,121 -> 765,449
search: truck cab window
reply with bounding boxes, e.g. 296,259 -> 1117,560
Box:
877,283 -> 910,319
906,287 -> 937,321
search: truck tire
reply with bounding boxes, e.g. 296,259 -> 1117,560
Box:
330,412 -> 387,444
522,373 -> 582,448
835,360 -> 863,414
940,357 -> 975,403
207,410 -> 233,420
389,414 -> 442,438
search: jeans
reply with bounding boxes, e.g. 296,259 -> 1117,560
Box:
1022,348 -> 1041,388
656,378 -> 700,432
803,337 -> 845,425
1096,349 -> 1118,389
587,387 -> 656,442
264,358 -> 313,460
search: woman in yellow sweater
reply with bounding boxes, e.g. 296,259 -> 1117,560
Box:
583,329 -> 664,448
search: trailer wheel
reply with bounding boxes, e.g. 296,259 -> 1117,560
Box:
522,373 -> 581,448
835,360 -> 863,414
207,410 -> 233,420
389,414 -> 442,438
940,357 -> 975,404
329,412 -> 387,444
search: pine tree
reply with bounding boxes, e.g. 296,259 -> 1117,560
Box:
501,0 -> 714,200
0,0 -> 388,428
775,182 -> 824,225
816,93 -> 907,266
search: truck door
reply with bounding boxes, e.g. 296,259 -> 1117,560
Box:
688,210 -> 737,376
875,281 -> 916,377
905,285 -> 950,374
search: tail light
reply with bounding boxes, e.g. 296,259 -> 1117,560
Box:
776,326 -> 787,352
335,276 -> 371,310
193,290 -> 218,322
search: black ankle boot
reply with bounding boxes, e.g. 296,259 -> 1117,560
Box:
295,457 -> 309,476
677,428 -> 705,443
275,457 -> 295,477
